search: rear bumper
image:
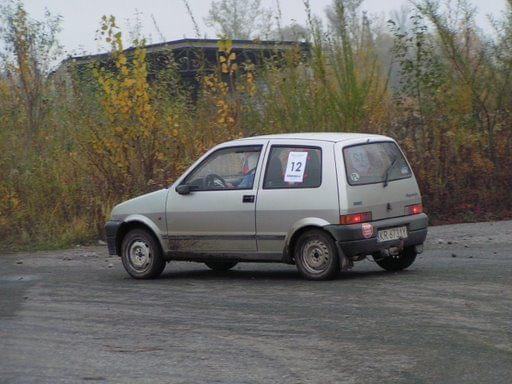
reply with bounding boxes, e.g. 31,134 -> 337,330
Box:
324,213 -> 428,257
105,220 -> 122,255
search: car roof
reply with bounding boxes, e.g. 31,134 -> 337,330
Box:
233,132 -> 391,143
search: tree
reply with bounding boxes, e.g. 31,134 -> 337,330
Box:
204,0 -> 273,39
0,1 -> 61,150
325,0 -> 363,39
272,22 -> 309,41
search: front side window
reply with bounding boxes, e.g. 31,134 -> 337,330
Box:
183,145 -> 262,191
343,142 -> 412,186
263,146 -> 322,189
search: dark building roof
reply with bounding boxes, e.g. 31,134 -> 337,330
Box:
54,38 -> 310,95
65,38 -> 309,62
59,38 -> 309,73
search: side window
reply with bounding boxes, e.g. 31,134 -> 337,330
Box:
183,146 -> 262,191
263,146 -> 322,189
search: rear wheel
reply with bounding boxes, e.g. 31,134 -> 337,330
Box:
294,229 -> 339,280
204,261 -> 238,272
121,229 -> 166,279
373,246 -> 417,271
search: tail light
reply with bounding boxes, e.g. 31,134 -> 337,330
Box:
340,212 -> 372,225
405,203 -> 423,215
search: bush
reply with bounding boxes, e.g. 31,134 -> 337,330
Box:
1,0 -> 511,250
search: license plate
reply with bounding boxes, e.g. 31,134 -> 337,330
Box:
377,226 -> 408,242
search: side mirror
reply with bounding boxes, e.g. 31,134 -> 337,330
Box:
176,184 -> 192,195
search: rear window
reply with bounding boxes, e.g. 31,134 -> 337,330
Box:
343,142 -> 411,186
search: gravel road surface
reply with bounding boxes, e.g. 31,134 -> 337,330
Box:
1,221 -> 511,383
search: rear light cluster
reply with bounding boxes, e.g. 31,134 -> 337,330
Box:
405,204 -> 423,215
340,211 -> 372,225
340,204 -> 422,225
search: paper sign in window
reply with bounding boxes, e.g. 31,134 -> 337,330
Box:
284,152 -> 308,183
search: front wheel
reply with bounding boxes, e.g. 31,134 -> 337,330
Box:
121,229 -> 166,279
204,261 -> 238,272
373,246 -> 417,271
294,229 -> 339,280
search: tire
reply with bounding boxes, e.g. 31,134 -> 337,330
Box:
294,229 -> 339,280
373,246 -> 417,272
121,229 -> 166,279
204,261 -> 238,272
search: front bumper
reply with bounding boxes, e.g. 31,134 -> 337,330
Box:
324,213 -> 428,257
105,220 -> 122,255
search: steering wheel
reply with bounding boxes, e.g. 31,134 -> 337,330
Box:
204,173 -> 228,189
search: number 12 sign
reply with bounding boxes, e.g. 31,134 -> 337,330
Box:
284,152 -> 308,183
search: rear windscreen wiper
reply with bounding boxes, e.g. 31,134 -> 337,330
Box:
383,157 -> 398,188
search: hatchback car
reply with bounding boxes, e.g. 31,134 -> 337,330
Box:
106,133 -> 428,280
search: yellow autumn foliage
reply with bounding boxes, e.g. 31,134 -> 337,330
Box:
1,2 -> 512,250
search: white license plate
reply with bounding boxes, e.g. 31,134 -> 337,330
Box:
377,226 -> 408,242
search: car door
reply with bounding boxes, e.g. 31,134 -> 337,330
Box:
166,142 -> 267,254
255,140 -> 339,253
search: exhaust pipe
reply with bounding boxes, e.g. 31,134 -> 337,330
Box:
381,239 -> 405,258
388,246 -> 401,256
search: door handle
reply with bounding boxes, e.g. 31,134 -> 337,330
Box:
242,195 -> 255,203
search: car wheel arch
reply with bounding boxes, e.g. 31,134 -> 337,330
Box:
285,219 -> 335,262
116,220 -> 164,257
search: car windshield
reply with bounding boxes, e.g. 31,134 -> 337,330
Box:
343,142 -> 411,186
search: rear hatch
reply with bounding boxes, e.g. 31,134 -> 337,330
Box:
337,140 -> 422,221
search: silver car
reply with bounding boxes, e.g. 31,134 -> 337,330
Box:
105,133 -> 428,280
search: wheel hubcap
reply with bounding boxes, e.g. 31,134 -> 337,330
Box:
301,239 -> 330,274
128,240 -> 151,271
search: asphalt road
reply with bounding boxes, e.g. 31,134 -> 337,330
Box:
1,221 -> 511,384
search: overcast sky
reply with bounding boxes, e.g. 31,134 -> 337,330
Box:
21,0 -> 508,57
